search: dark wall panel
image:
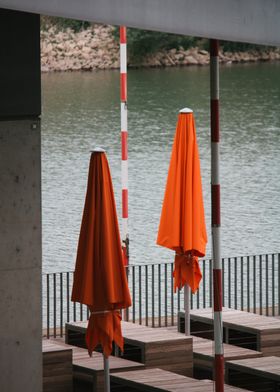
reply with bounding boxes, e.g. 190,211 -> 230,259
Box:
0,8 -> 41,117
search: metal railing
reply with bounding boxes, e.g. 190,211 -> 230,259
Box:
42,252 -> 280,338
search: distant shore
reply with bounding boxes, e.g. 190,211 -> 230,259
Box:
41,24 -> 280,72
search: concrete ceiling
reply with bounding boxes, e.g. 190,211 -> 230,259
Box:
0,0 -> 280,46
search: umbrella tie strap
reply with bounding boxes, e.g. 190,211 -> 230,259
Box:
89,309 -> 120,315
175,252 -> 195,265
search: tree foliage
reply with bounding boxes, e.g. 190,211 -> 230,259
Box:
113,28 -> 268,59
127,29 -> 198,58
41,16 -> 91,32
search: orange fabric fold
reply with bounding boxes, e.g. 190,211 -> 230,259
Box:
86,310 -> 124,358
157,112 -> 207,293
173,253 -> 202,294
71,151 -> 131,357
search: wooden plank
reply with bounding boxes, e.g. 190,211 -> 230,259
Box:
49,339 -> 145,392
226,356 -> 280,391
190,308 -> 280,332
111,368 -> 250,391
42,340 -> 73,392
226,356 -> 280,381
65,320 -> 193,376
179,308 -> 280,356
50,339 -> 144,372
193,336 -> 263,380
193,336 -> 263,361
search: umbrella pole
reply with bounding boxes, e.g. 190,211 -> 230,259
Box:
120,25 -> 129,267
210,39 -> 224,392
184,284 -> 190,335
103,354 -> 110,392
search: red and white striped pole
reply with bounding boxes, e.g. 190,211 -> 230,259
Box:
120,26 -> 129,266
210,39 -> 224,392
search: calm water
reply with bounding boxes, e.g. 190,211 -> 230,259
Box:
42,63 -> 280,273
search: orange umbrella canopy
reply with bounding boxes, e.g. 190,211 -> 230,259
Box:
157,110 -> 207,293
71,150 -> 131,357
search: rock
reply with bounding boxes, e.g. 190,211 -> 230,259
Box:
261,53 -> 269,61
175,53 -> 184,61
199,49 -> 208,55
185,55 -> 198,65
41,65 -> 49,72
45,43 -> 53,54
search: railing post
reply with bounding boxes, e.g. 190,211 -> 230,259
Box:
139,265 -> 142,324
158,264 -> 161,327
132,265 -> 136,323
259,255 -> 263,315
165,263 -> 168,326
145,265 -> 149,326
47,274 -> 50,339
60,273 -> 63,337
171,263 -> 174,326
241,257 -> 244,311
266,254 -> 269,316
247,256 -> 250,312
272,254 -> 275,316
228,258 -> 231,308
278,253 -> 280,316
253,255 -> 256,313
53,273 -> 56,338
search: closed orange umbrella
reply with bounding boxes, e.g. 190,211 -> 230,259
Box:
157,109 -> 207,296
71,148 -> 131,390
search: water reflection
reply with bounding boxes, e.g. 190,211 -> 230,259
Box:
42,63 -> 280,272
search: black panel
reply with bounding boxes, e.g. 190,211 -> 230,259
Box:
0,8 -> 41,117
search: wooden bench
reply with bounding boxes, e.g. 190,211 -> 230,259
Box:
111,367 -> 250,391
49,339 -> 144,392
225,356 -> 280,392
178,307 -> 280,355
65,320 -> 193,376
43,340 -> 73,392
193,336 -> 263,380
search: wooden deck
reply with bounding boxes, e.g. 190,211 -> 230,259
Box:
193,336 -> 263,379
66,320 -> 193,376
178,307 -> 280,355
225,356 -> 280,391
43,340 -> 73,392
111,368 -> 250,391
49,339 -> 144,392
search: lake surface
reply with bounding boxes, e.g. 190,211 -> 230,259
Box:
42,63 -> 280,273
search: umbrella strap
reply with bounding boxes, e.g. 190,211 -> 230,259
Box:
175,252 -> 194,258
90,309 -> 120,315
175,252 -> 197,265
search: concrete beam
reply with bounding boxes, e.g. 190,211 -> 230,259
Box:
0,0 -> 280,46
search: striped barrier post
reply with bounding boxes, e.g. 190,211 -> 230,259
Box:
120,26 -> 129,266
210,39 -> 224,392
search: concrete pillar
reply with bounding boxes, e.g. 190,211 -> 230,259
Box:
0,9 -> 42,392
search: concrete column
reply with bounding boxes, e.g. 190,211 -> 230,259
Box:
0,119 -> 42,391
0,9 -> 42,392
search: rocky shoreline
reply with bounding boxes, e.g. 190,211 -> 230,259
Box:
41,24 -> 280,72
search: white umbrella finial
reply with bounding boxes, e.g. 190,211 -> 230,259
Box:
92,147 -> 106,153
179,108 -> 193,114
